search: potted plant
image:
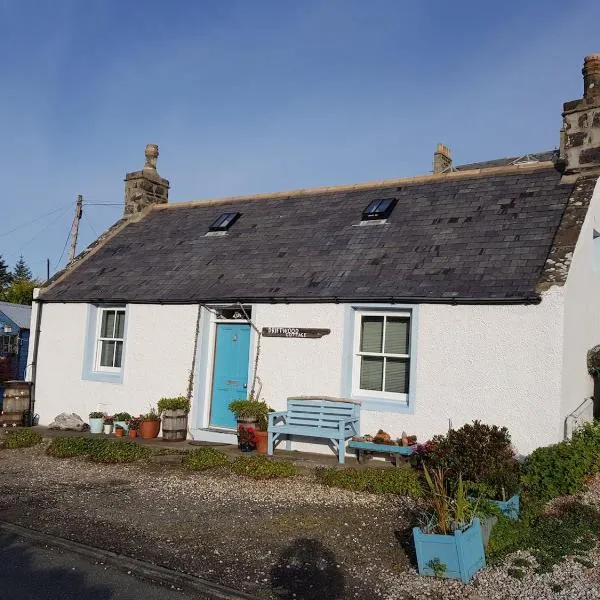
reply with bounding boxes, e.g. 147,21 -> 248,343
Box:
157,396 -> 190,442
128,417 -> 141,439
228,398 -> 273,453
413,467 -> 485,583
103,416 -> 114,435
139,408 -> 161,439
88,411 -> 105,434
113,412 -> 132,433
114,424 -> 125,438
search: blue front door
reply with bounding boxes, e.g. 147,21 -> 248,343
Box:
209,323 -> 251,429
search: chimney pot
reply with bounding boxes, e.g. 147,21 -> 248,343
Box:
583,54 -> 600,100
144,143 -> 159,170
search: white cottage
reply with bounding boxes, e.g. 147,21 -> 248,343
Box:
30,56 -> 600,455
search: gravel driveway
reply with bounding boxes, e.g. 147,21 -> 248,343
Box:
1,443 -> 599,599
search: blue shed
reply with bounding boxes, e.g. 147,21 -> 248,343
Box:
0,301 -> 32,409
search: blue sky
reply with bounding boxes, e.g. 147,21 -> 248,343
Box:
1,0 -> 598,278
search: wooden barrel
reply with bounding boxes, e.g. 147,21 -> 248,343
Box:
162,410 -> 188,441
3,381 -> 31,414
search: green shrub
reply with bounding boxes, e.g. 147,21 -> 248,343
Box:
89,411 -> 105,419
2,429 -> 43,449
157,396 -> 190,414
46,436 -> 98,458
487,501 -> 600,572
316,466 -> 422,497
113,412 -> 132,422
521,421 -> 600,503
46,436 -> 151,463
231,455 -> 299,479
418,421 -> 520,500
184,448 -> 230,471
88,440 -> 151,463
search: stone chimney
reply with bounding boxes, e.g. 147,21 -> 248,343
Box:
124,144 -> 170,215
433,143 -> 452,174
559,55 -> 600,175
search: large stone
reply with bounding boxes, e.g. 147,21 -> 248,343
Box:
48,412 -> 87,431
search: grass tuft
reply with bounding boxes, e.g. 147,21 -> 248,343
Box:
231,455 -> 299,479
316,466 -> 422,497
2,429 -> 42,449
183,447 -> 230,471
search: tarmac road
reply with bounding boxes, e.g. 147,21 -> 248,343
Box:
0,529 -> 230,600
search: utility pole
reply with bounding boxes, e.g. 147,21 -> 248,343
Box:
46,258 -> 50,281
68,195 -> 83,264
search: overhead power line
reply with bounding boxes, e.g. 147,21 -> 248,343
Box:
1,202 -> 73,237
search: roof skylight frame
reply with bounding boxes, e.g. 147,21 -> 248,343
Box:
209,212 -> 241,232
361,198 -> 398,221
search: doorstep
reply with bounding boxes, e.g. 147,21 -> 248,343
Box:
190,427 -> 237,445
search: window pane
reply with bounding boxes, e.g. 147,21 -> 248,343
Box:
385,317 -> 409,355
115,311 -> 125,339
360,356 -> 384,391
114,341 -> 123,368
385,358 -> 409,394
100,340 -> 115,367
100,311 -> 115,338
360,317 -> 383,353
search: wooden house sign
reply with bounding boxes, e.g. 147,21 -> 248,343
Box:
261,327 -> 330,339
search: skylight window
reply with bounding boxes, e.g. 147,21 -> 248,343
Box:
209,212 -> 241,232
361,198 -> 397,221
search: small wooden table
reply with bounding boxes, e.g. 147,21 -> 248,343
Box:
348,440 -> 415,467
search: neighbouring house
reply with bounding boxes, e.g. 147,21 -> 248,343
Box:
29,56 -> 600,455
0,301 -> 31,406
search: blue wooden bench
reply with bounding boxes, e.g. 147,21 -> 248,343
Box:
267,397 -> 360,464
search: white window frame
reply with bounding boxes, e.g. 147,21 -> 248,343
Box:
94,307 -> 126,373
351,309 -> 411,403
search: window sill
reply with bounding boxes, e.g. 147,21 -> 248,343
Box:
82,369 -> 124,384
352,394 -> 413,414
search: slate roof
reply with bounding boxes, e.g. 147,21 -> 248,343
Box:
41,162 -> 589,304
456,150 -> 557,171
0,301 -> 31,329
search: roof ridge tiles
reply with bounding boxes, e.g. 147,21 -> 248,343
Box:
154,161 -> 556,211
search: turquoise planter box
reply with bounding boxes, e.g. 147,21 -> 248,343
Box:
490,494 -> 519,520
413,517 -> 486,583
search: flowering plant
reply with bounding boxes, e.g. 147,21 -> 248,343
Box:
103,415 -> 114,425
128,417 -> 142,431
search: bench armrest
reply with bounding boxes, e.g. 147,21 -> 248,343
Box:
268,411 -> 288,427
339,416 -> 360,435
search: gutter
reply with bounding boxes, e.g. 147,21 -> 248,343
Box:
36,295 -> 542,306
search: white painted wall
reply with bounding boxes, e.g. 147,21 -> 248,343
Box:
34,294 -> 564,455
34,303 -> 198,424
249,298 -> 564,455
561,177 -> 600,429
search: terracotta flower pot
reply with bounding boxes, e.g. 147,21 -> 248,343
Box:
255,430 -> 268,454
140,419 -> 161,439
128,429 -> 138,439
115,428 -> 125,437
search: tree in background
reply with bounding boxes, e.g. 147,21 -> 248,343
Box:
3,279 -> 38,305
0,255 -> 12,290
0,255 -> 38,305
12,255 -> 32,282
